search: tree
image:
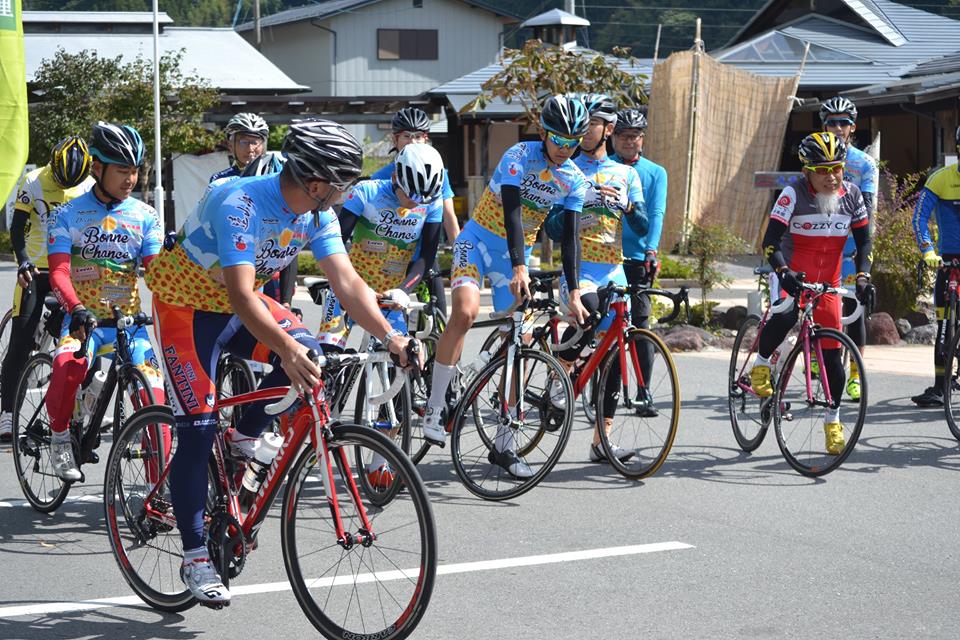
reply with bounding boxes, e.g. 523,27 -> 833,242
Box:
463,39 -> 648,124
30,48 -> 220,198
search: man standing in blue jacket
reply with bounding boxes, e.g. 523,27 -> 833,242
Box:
611,108 -> 667,414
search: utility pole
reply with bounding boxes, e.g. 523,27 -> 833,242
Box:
254,0 -> 262,50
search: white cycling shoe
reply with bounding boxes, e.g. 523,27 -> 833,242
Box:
422,406 -> 446,447
181,556 -> 231,608
50,440 -> 82,482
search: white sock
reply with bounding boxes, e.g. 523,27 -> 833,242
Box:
427,363 -> 457,411
494,424 -> 514,453
183,546 -> 208,564
51,429 -> 71,444
824,407 -> 840,424
753,354 -> 771,368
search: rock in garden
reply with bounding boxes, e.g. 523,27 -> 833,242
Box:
905,310 -> 930,327
895,318 -> 912,338
903,323 -> 937,345
723,306 -> 748,330
658,326 -> 704,352
866,312 -> 900,345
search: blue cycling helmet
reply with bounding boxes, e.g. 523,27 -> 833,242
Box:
540,95 -> 590,138
89,121 -> 145,167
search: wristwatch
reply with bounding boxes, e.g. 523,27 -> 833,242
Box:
382,328 -> 404,343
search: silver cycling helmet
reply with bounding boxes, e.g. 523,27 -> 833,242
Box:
395,143 -> 445,203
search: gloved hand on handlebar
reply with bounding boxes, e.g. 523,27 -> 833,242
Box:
777,268 -> 803,298
855,273 -> 872,304
922,249 -> 941,269
644,251 -> 659,284
379,289 -> 410,310
69,306 -> 98,340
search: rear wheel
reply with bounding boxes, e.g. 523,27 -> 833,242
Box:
0,307 -> 11,365
728,315 -> 770,452
943,328 -> 960,441
353,362 -> 412,505
12,353 -> 70,512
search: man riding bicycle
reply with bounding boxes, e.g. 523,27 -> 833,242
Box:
750,132 -> 872,455
421,94 -> 590,478
45,122 -> 166,480
543,93 -> 650,462
910,125 -> 960,407
145,119 -> 418,607
318,143 -> 445,487
0,135 -> 94,442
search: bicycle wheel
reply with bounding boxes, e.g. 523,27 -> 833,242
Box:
215,355 -> 256,430
12,353 -> 70,512
103,405 -> 190,611
408,333 -> 440,465
943,327 -> 960,441
450,348 -> 573,500
281,423 -> 437,640
353,363 -> 412,505
596,329 -> 680,479
773,328 -> 866,476
728,314 -> 770,452
113,365 -> 159,432
580,367 -> 599,424
0,307 -> 11,364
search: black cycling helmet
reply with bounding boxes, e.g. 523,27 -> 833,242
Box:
578,93 -> 618,124
540,94 -> 590,138
225,112 -> 269,140
392,107 -> 431,133
50,135 -> 91,189
281,119 -> 363,189
798,131 -> 847,165
614,108 -> 647,133
241,151 -> 286,178
819,96 -> 858,123
89,121 -> 145,167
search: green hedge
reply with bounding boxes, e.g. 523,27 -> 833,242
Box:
0,230 -> 11,256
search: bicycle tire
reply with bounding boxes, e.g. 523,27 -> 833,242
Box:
450,348 -> 573,501
946,291 -> 959,385
728,315 -> 770,452
116,365 -> 158,433
580,368 -> 599,424
0,307 -> 11,364
943,327 -> 960,441
773,327 -> 866,476
13,352 -> 70,512
353,365 -> 412,506
215,355 -> 257,430
281,423 -> 437,640
409,333 -> 439,464
103,405 -> 193,612
596,329 -> 680,479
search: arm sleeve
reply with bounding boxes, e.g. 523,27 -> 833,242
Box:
501,184 -> 526,267
338,211 -> 359,244
560,209 -> 580,292
10,210 -> 29,265
48,252 -> 82,311
862,191 -> 875,216
402,222 -> 442,292
913,187 -> 936,252
761,219 -> 789,272
643,166 -> 667,251
853,223 -> 872,273
278,260 -> 298,305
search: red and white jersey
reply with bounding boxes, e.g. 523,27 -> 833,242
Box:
770,178 -> 868,286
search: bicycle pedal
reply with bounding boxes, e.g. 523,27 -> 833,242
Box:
199,600 -> 230,610
84,450 -> 99,465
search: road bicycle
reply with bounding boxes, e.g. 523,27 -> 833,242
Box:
104,348 -> 436,640
932,259 -> 960,439
12,305 -> 162,512
727,277 -> 867,476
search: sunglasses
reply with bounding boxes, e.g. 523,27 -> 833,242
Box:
824,118 -> 854,127
547,132 -> 582,149
805,162 -> 845,175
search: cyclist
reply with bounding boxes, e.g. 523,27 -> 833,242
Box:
145,119 -> 418,607
0,136 -> 94,442
317,143 -> 445,488
371,107 -> 460,313
421,94 -> 590,478
543,94 -> 649,462
749,132 -> 872,455
209,112 -> 269,183
820,96 -> 878,401
610,108 -> 667,412
910,125 -> 960,407
44,122 -> 166,480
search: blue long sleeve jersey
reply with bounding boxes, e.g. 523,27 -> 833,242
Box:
913,163 -> 960,255
611,153 -> 667,258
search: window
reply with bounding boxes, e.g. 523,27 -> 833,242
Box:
377,29 -> 438,60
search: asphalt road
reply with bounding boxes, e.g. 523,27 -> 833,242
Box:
1,260 -> 958,640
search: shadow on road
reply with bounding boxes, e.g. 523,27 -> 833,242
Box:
0,605 -> 193,640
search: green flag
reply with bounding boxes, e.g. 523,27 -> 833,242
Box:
0,0 -> 26,206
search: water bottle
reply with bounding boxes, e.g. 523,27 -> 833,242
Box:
240,432 -> 283,497
80,370 -> 108,416
770,336 -> 796,368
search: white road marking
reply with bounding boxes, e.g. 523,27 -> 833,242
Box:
0,541 -> 693,619
0,494 -> 103,508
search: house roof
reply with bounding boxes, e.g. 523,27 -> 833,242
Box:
25,27 -> 308,94
713,0 -> 960,89
23,10 -> 174,26
841,69 -> 960,106
236,0 -> 520,31
521,9 -> 589,28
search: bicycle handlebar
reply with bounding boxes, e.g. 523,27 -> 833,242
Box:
73,305 -> 153,359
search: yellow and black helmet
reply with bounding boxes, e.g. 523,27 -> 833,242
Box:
51,135 -> 91,189
798,131 -> 846,166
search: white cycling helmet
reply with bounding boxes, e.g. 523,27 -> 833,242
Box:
395,143 -> 444,203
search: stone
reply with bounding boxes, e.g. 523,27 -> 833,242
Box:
723,305 -> 748,331
905,310 -> 930,328
657,326 -> 704,352
895,318 -> 912,338
904,323 -> 937,345
866,312 -> 900,345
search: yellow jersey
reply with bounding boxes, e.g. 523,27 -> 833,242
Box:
14,165 -> 93,269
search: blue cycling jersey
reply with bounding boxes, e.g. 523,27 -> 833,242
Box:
914,163 -> 960,256
209,165 -> 241,183
611,153 -> 667,259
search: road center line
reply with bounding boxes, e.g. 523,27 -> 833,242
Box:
0,541 -> 693,619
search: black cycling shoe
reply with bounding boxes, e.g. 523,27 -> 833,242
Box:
911,386 -> 944,407
634,387 -> 659,418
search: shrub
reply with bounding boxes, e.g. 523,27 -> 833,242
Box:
0,230 -> 11,256
687,219 -> 748,320
658,255 -> 696,280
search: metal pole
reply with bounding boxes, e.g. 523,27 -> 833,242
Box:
653,24 -> 662,63
255,0 -> 262,50
680,18 -> 703,253
152,0 -> 165,229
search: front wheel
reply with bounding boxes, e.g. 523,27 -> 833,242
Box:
596,329 -> 680,479
12,353 -> 70,512
728,315 -> 770,452
0,307 -> 12,364
773,328 -> 866,476
281,423 -> 437,640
